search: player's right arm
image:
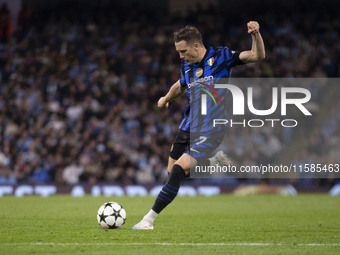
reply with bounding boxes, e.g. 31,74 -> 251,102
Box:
158,80 -> 186,109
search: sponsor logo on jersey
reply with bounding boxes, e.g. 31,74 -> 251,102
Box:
188,76 -> 213,88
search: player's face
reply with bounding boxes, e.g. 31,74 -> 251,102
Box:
175,40 -> 200,64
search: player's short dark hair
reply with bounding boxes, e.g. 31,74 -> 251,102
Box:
174,26 -> 203,45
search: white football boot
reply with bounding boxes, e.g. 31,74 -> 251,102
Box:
132,218 -> 154,230
211,150 -> 232,167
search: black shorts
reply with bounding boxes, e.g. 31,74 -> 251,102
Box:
188,130 -> 224,160
169,130 -> 190,160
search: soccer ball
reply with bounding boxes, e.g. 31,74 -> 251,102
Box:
97,202 -> 127,229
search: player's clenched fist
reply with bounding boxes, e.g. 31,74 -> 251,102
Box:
158,97 -> 169,109
247,21 -> 260,34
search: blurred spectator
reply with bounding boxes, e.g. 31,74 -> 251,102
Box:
0,3 -> 10,43
17,4 -> 32,32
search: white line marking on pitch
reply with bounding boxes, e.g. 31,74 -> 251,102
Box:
1,243 -> 340,246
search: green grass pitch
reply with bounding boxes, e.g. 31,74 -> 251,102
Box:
0,194 -> 339,255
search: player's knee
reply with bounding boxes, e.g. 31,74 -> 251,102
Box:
167,155 -> 180,174
167,161 -> 175,173
174,153 -> 192,172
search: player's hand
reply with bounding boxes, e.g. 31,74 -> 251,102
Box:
247,21 -> 260,34
158,97 -> 169,109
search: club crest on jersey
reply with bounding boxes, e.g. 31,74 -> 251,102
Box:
196,68 -> 203,77
207,57 -> 214,66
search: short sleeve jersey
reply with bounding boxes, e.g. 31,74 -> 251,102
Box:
179,46 -> 244,133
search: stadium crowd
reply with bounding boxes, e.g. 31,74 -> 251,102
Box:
0,1 -> 339,185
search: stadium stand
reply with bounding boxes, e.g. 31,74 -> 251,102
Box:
0,0 -> 339,188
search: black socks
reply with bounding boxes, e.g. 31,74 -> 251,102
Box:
152,164 -> 186,214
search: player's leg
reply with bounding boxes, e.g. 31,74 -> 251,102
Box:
151,153 -> 193,215
167,130 -> 190,174
167,156 -> 177,174
132,132 -> 221,230
166,131 -> 228,175
132,153 -> 195,230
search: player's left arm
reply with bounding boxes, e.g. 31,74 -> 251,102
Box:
239,21 -> 265,63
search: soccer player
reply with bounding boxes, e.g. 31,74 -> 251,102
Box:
133,21 -> 265,230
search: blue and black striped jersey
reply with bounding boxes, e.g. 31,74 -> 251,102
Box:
178,46 -> 244,133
